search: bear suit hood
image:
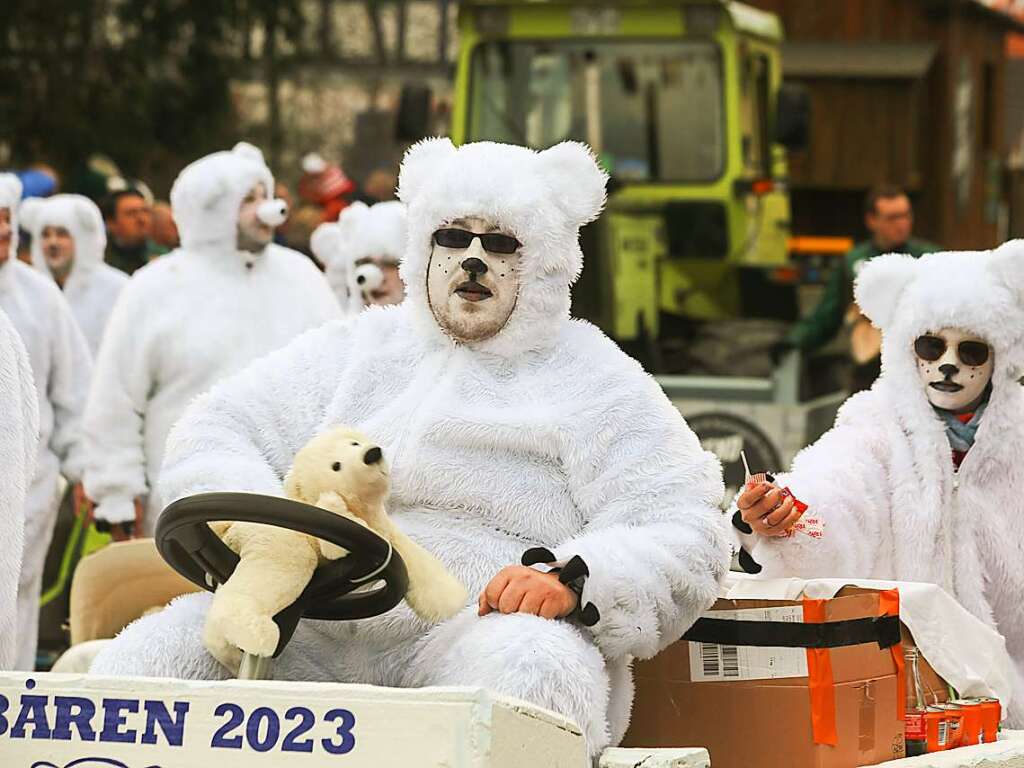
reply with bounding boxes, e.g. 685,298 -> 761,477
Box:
856,243 -> 1024,443
170,141 -> 275,254
0,174 -> 23,285
397,138 -> 607,360
310,200 -> 407,316
20,194 -> 108,284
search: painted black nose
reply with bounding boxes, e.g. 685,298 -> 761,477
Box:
939,363 -> 959,377
363,446 -> 383,465
461,257 -> 487,275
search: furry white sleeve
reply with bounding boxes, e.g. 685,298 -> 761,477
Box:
157,322 -> 351,509
554,370 -> 731,660
740,415 -> 892,579
83,284 -> 155,523
48,295 -> 92,484
0,310 -> 39,670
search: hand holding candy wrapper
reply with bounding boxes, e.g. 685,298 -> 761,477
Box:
737,451 -> 822,539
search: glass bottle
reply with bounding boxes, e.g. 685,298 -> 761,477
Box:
905,647 -> 928,757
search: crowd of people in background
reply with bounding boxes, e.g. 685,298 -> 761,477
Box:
0,143 -> 406,671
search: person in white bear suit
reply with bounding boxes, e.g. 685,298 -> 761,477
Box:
310,199 -> 408,315
19,194 -> 128,355
91,139 -> 731,758
82,142 -> 341,539
0,173 -> 92,670
732,243 -> 1024,719
0,307 -> 40,670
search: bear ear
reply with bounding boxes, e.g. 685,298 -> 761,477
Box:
283,468 -> 303,502
536,142 -> 608,227
18,197 -> 43,232
0,173 -> 23,207
853,252 -> 919,330
309,222 -> 344,267
397,137 -> 457,206
988,239 -> 1024,308
73,197 -> 100,234
232,141 -> 266,166
337,201 -> 370,238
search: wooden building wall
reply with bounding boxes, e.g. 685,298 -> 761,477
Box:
747,0 -> 1014,249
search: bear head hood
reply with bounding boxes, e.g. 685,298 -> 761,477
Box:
397,138 -> 607,359
19,194 -> 107,280
855,242 -> 1024,421
0,173 -> 23,264
170,142 -> 276,252
311,200 -> 407,315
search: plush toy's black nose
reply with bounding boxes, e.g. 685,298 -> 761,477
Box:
939,363 -> 959,377
364,446 -> 383,465
461,257 -> 487,275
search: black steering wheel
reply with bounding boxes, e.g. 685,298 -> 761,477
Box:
156,492 -> 409,656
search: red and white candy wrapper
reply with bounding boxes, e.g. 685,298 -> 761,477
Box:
739,452 -> 822,538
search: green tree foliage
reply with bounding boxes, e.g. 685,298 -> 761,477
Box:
0,0 -> 303,194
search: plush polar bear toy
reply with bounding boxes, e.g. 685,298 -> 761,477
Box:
203,426 -> 468,673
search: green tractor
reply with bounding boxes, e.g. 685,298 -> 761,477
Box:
400,0 -> 841,486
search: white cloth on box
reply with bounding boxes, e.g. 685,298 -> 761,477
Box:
724,573 -> 1019,716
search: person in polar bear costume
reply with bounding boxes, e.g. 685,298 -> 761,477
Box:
732,243 -> 1024,720
91,139 -> 730,758
0,307 -> 40,670
19,194 -> 128,356
0,173 -> 92,670
82,142 -> 340,538
203,426 -> 467,674
310,200 -> 407,315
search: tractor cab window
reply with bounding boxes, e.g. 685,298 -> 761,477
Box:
741,53 -> 772,178
469,40 -> 725,183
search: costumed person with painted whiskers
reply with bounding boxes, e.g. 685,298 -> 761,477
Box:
81,143 -> 341,540
310,199 -> 407,316
0,174 -> 92,670
731,243 -> 1024,723
91,139 -> 731,760
19,194 -> 128,355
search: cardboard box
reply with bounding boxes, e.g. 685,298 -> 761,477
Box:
624,588 -> 947,768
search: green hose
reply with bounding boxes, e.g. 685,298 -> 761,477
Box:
39,507 -> 112,608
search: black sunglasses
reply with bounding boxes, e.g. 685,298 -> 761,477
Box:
914,335 -> 990,367
432,228 -> 521,255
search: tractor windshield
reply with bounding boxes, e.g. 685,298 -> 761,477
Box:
467,40 -> 725,182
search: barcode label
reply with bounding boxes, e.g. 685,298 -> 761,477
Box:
722,644 -> 740,678
701,643 -> 720,677
688,606 -> 809,682
938,719 -> 948,747
698,643 -> 741,679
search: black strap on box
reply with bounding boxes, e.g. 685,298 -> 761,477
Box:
682,614 -> 901,650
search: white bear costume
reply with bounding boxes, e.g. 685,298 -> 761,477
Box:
20,194 -> 128,355
0,174 -> 92,669
82,143 -> 341,535
91,139 -> 731,757
0,307 -> 40,670
733,244 -> 1024,717
310,200 -> 407,315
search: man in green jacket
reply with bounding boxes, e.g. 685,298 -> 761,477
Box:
777,184 -> 939,391
102,189 -> 168,275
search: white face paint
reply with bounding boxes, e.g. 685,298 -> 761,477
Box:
914,327 -> 994,412
426,216 -> 520,343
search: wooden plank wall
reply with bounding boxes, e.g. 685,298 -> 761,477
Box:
746,0 -> 1009,248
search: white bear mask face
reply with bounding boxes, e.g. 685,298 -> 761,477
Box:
426,215 -> 520,343
914,327 -> 993,412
